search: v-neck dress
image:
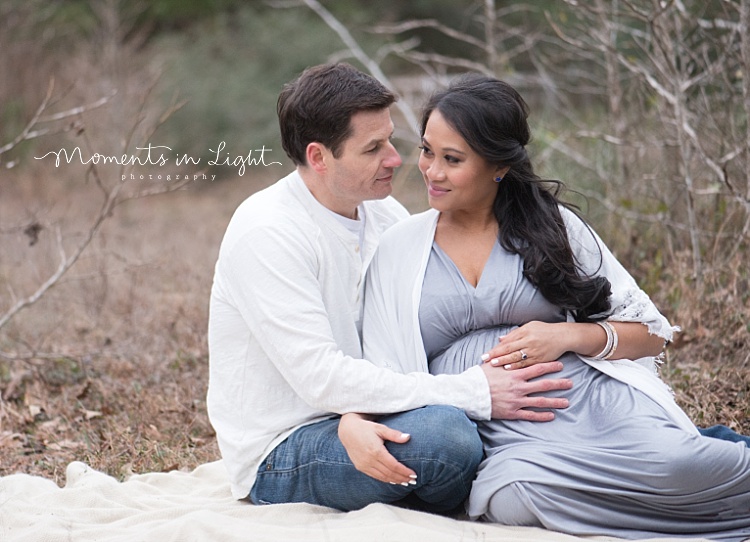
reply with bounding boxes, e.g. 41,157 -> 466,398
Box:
419,241 -> 750,541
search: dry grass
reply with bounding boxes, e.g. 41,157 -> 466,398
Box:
657,251 -> 750,433
0,167 -> 280,483
1,162 -> 748,487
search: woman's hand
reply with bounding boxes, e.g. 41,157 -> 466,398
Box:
338,413 -> 417,485
482,320 -> 665,369
481,321 -> 576,370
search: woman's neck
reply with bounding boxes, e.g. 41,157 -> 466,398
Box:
438,208 -> 497,234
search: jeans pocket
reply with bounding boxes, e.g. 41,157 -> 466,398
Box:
259,438 -> 299,472
260,448 -> 276,472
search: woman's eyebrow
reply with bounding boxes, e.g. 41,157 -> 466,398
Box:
421,136 -> 466,155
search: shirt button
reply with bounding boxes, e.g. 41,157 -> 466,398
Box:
354,245 -> 360,253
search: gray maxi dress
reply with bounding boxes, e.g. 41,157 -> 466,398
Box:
419,241 -> 750,541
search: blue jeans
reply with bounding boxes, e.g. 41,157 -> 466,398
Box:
249,405 -> 483,513
699,424 -> 750,446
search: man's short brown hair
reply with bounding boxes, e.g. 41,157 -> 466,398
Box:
277,63 -> 397,166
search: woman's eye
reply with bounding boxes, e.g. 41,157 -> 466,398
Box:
419,145 -> 433,156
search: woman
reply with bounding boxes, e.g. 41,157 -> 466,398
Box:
362,74 -> 750,540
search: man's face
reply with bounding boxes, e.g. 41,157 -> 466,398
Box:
321,108 -> 402,217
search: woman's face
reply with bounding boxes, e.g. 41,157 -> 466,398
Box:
418,109 -> 504,214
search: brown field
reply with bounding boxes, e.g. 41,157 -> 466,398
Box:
0,157 -> 748,486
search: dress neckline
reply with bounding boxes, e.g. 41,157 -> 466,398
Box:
431,240 -> 499,292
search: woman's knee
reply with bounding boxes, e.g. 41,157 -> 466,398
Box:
485,483 -> 542,526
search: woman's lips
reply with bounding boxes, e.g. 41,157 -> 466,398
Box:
427,183 -> 450,198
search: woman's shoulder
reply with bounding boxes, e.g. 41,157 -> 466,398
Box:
557,204 -> 588,230
557,204 -> 605,246
376,208 -> 438,258
381,209 -> 438,241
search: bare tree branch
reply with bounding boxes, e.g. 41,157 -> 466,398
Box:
0,81 -> 114,159
0,76 -> 189,341
372,19 -> 486,51
275,0 -> 420,138
391,50 -> 495,76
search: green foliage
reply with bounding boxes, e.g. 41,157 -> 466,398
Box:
151,5 -> 366,177
1,98 -> 25,145
141,0 -> 244,27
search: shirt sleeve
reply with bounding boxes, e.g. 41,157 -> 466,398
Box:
222,223 -> 491,420
563,208 -> 679,342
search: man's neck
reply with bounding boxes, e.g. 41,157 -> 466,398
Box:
298,168 -> 359,219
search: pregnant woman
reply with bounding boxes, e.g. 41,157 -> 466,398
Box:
362,74 -> 750,540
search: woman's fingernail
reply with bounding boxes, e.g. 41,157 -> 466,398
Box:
480,353 -> 490,362
504,364 -> 512,370
401,433 -> 410,439
490,358 -> 500,366
401,482 -> 409,487
409,474 -> 418,479
389,482 -> 396,485
409,480 -> 417,485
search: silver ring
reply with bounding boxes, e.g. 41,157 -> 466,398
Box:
520,350 -> 528,360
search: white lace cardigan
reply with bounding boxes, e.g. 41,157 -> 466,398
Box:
362,207 -> 698,434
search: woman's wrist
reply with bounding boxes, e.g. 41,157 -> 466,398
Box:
570,322 -> 610,358
592,321 -> 618,359
572,321 -> 665,361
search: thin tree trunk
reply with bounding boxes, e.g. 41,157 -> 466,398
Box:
741,0 -> 750,201
484,0 -> 497,72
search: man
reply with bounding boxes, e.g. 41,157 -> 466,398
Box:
206,62 -> 574,513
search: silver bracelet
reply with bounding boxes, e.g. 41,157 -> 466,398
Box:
593,321 -> 614,360
604,322 -> 619,360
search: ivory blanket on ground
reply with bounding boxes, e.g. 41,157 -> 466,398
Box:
0,461 -> 710,542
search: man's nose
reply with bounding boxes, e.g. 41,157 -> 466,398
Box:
383,142 -> 402,168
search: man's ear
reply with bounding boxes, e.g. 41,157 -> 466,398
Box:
306,142 -> 329,175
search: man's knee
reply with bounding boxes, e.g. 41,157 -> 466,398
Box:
386,406 -> 483,469
422,405 -> 482,456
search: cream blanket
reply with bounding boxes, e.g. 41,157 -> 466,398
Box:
0,461 -> 709,541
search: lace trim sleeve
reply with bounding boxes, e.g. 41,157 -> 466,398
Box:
607,286 -> 680,343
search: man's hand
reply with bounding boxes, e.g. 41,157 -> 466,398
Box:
338,413 -> 417,485
480,361 -> 572,421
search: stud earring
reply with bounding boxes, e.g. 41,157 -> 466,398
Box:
493,176 -> 503,183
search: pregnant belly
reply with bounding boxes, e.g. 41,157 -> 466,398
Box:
429,325 -> 520,376
429,324 -> 583,384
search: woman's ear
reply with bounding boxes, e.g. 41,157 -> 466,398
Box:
306,142 -> 329,174
496,165 -> 511,179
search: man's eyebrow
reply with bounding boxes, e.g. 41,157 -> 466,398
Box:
362,130 -> 394,150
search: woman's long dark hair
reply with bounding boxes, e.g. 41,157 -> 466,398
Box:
420,74 -> 611,322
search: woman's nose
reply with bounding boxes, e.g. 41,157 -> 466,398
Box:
426,160 -> 445,180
